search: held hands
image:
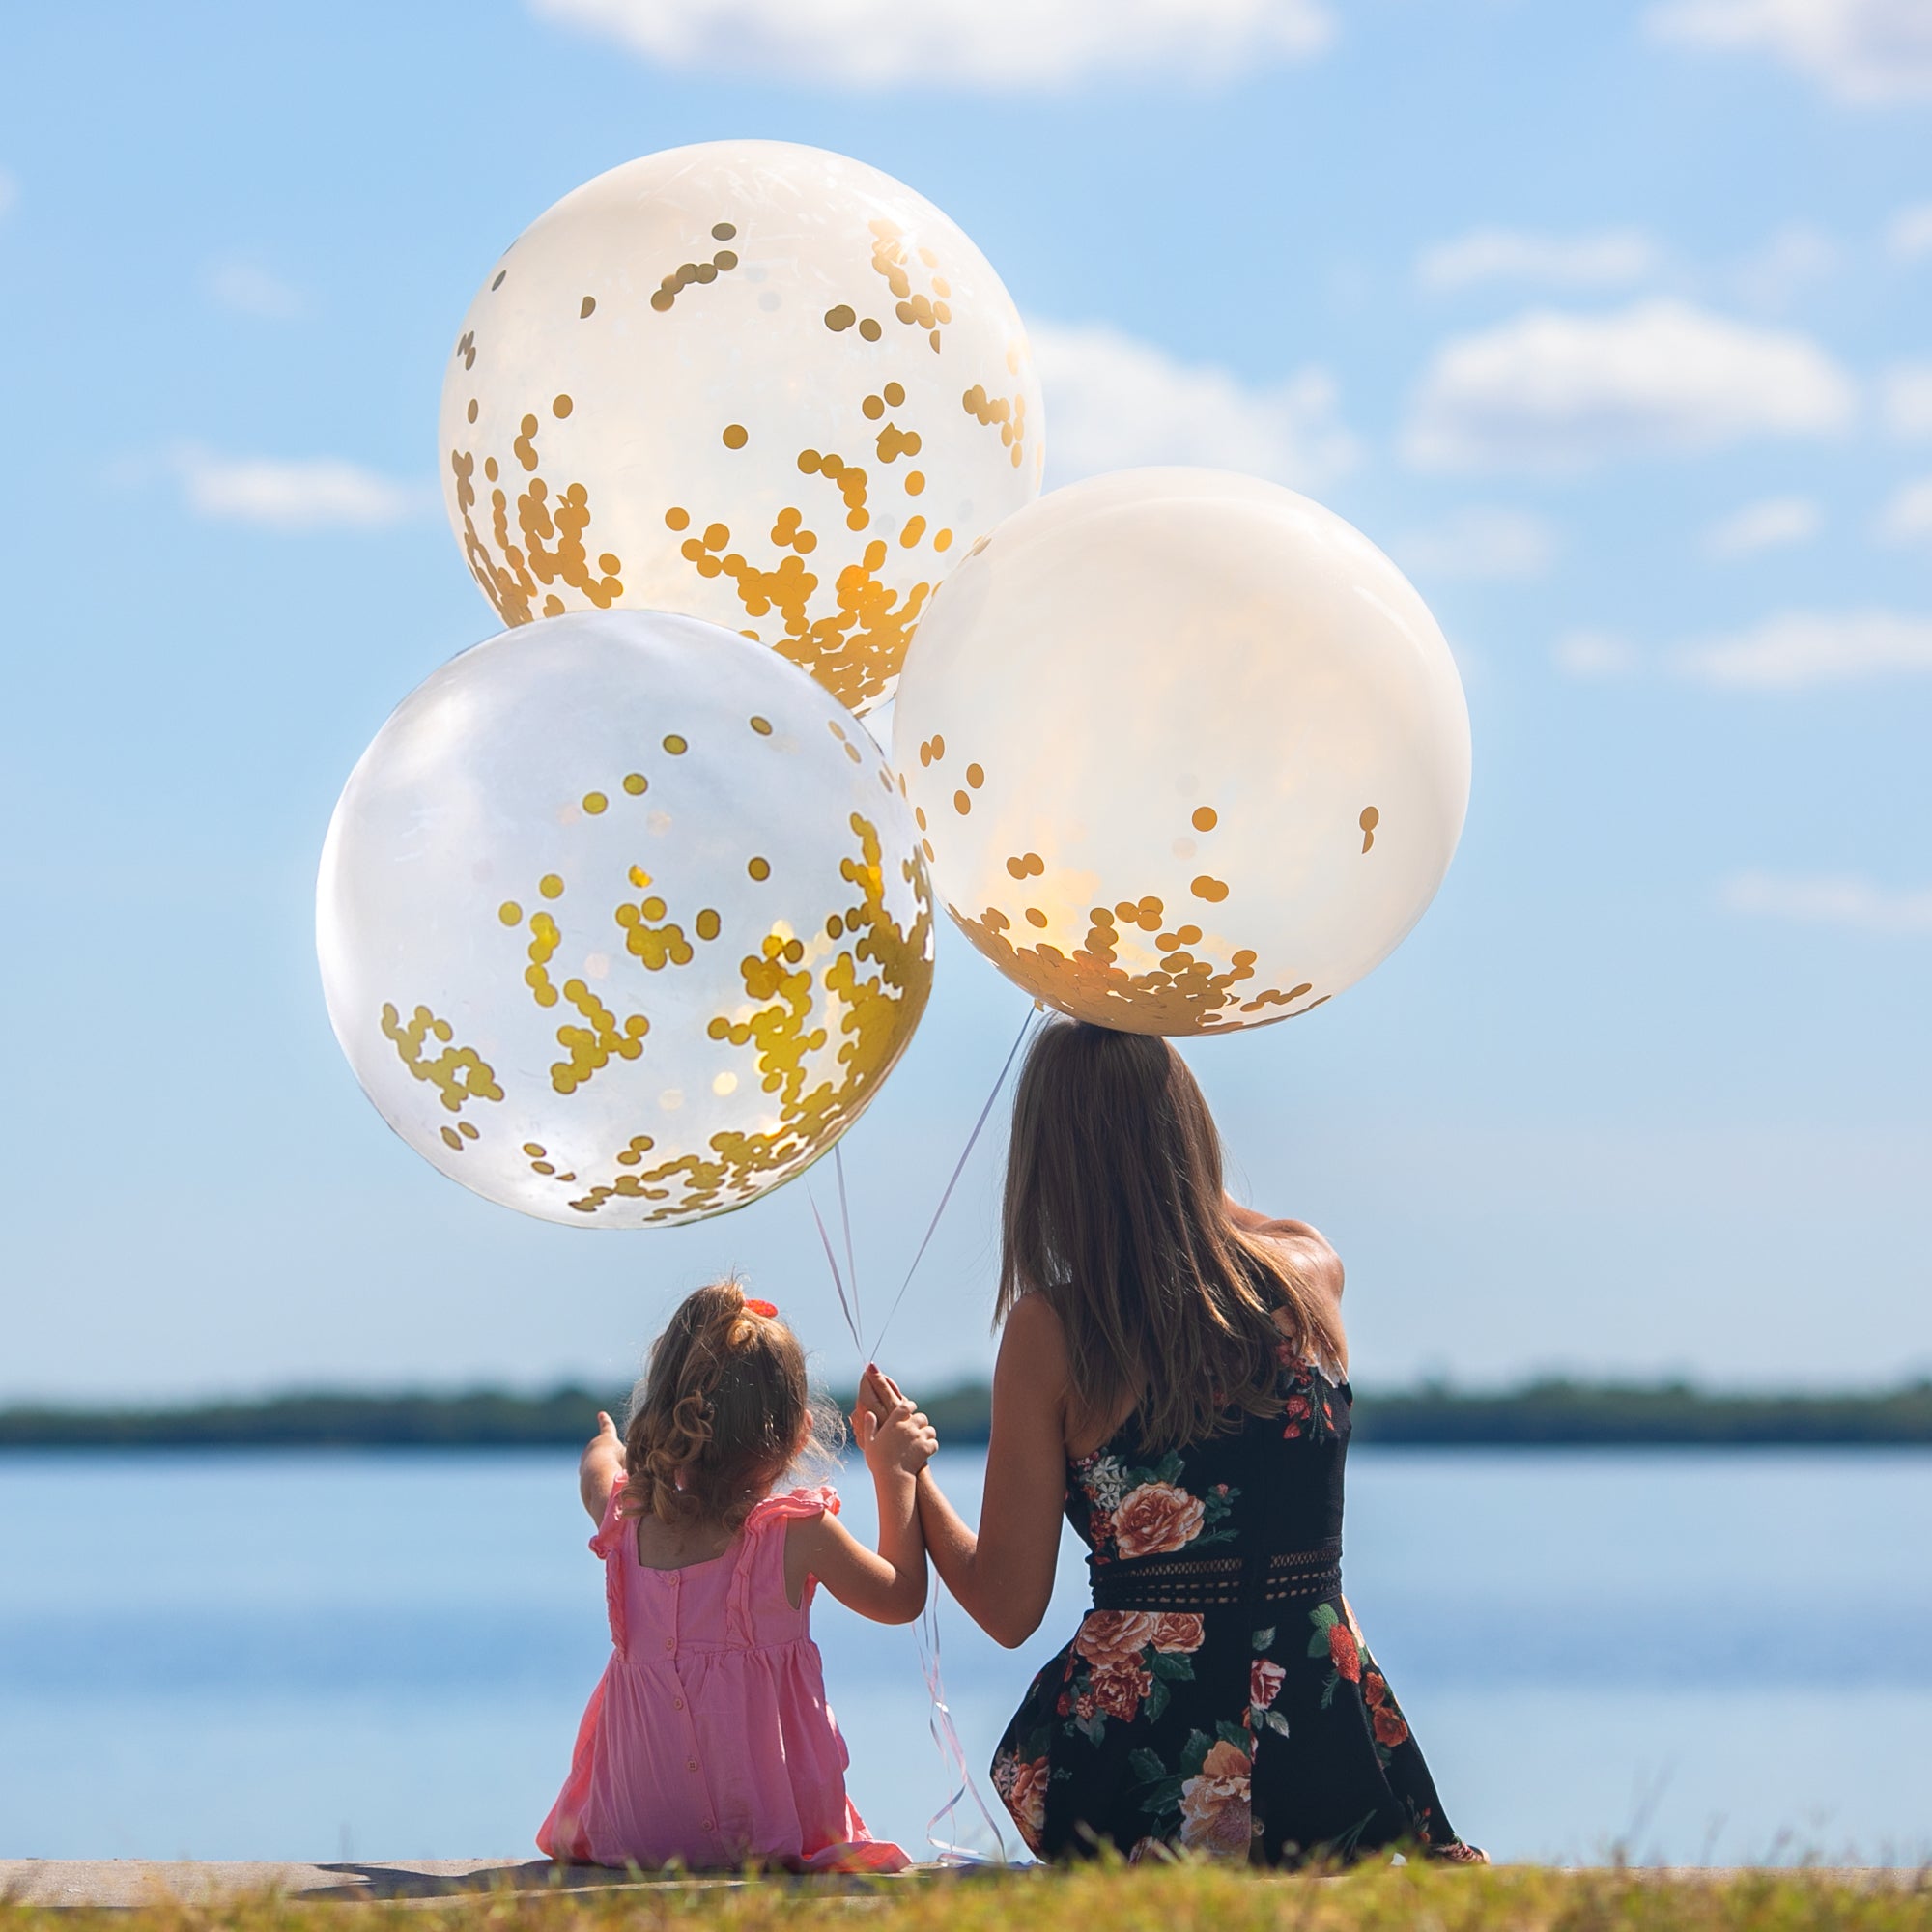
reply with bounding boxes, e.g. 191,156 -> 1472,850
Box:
853,1363 -> 937,1479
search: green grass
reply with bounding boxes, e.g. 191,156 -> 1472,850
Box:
5,1862 -> 1927,1932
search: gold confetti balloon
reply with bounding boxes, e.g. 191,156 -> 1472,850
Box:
317,611 -> 934,1227
438,141 -> 1044,718
892,469 -> 1471,1037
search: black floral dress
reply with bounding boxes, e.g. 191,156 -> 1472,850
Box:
989,1351 -> 1478,1866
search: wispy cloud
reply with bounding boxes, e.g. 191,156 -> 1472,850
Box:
1886,203 -> 1932,261
1728,221 -> 1839,310
1553,611 -> 1932,687
207,260 -> 305,321
1405,299 -> 1856,474
531,0 -> 1333,88
169,446 -> 432,529
1703,496 -> 1822,559
1882,361 -> 1932,440
1414,227 -> 1660,295
1552,631 -> 1640,679
1645,0 -> 1932,106
1877,477 -> 1932,547
1389,507 -> 1558,582
1721,870 -> 1932,934
1030,321 -> 1358,491
1677,611 -> 1932,688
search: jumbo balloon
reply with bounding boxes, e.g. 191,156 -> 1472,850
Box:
438,141 -> 1044,717
318,611 -> 934,1227
892,469 -> 1470,1037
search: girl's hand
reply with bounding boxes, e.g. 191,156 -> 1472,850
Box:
854,1391 -> 938,1479
578,1411 -> 626,1525
582,1410 -> 625,1471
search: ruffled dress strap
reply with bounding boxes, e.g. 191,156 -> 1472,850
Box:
589,1483 -> 630,1655
727,1485 -> 838,1646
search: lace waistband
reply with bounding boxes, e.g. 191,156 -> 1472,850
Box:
1089,1540 -> 1343,1611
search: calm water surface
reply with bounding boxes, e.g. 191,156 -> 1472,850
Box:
2,1448 -> 1927,1866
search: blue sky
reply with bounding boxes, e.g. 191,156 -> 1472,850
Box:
1,0 -> 1928,1404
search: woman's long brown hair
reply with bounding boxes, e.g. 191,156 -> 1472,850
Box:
997,1019 -> 1342,1452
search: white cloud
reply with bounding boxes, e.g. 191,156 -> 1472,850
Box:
1676,610 -> 1932,687
1390,507 -> 1558,581
1645,0 -> 1932,105
1886,203 -> 1932,260
1877,476 -> 1932,546
170,446 -> 432,530
1030,321 -> 1358,490
1415,227 -> 1661,295
1882,361 -> 1932,439
1721,870 -> 1932,934
1404,299 -> 1857,474
1552,631 -> 1639,679
207,261 -> 304,321
1703,496 -> 1822,558
532,0 -> 1333,88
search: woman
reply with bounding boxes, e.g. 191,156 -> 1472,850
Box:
875,1019 -> 1482,1866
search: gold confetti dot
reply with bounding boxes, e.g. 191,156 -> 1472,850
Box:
966,763 -> 984,788
696,908 -> 721,940
466,398 -> 478,423
901,515 -> 926,547
623,772 -> 647,795
723,423 -> 749,450
580,296 -> 596,318
532,1160 -> 555,1175
1190,875 -> 1230,904
540,874 -> 564,899
748,856 -> 771,881
440,1126 -> 463,1151
931,733 -> 946,759
497,900 -> 523,926
582,791 -> 607,814
953,789 -> 971,814
904,470 -> 925,496
884,381 -> 905,407
553,394 -> 573,417
523,1142 -> 546,1157
663,734 -> 688,754
863,395 -> 885,421
1025,908 -> 1048,928
598,552 -> 620,574
858,318 -> 882,341
490,270 -> 506,290
798,450 -> 821,474
713,221 -> 736,241
825,304 -> 856,331
665,506 -> 690,531
1359,805 -> 1380,853
458,1121 -> 479,1140
933,528 -> 952,552
750,715 -> 773,735
1193,806 -> 1219,832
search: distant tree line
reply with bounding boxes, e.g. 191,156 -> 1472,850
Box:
2,1377 -> 1929,1450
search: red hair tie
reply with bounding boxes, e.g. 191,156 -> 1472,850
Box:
743,1297 -> 778,1318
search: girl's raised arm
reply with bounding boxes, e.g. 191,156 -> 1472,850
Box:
784,1396 -> 935,1624
579,1410 -> 626,1525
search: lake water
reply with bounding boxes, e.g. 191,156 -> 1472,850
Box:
2,1448 -> 1927,1868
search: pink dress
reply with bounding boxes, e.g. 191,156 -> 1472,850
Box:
537,1484 -> 908,1872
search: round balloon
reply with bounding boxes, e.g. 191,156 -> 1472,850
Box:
892,469 -> 1471,1037
438,141 -> 1044,717
318,611 -> 934,1226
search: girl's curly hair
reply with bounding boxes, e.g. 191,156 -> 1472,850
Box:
621,1282 -> 835,1532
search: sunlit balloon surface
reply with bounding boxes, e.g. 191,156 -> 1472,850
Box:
893,469 -> 1471,1037
439,141 -> 1044,717
318,611 -> 934,1227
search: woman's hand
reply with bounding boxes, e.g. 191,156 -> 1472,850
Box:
578,1410 -> 626,1524
853,1367 -> 937,1479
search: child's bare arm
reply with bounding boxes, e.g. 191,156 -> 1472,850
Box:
579,1411 -> 626,1525
784,1385 -> 936,1622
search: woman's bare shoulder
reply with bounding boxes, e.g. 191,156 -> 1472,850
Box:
998,1292 -> 1073,1378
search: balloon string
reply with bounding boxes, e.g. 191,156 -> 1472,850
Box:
808,1186 -> 866,1370
919,1596 -> 1011,1865
834,1141 -> 861,1346
866,1003 -> 1039,1361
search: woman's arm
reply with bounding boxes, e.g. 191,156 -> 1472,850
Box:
579,1410 -> 626,1524
1226,1198 -> 1349,1369
907,1294 -> 1072,1649
785,1393 -> 935,1624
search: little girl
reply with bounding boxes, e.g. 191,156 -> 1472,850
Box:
538,1281 -> 935,1872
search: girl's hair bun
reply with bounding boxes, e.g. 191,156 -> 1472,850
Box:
620,1281 -> 834,1531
